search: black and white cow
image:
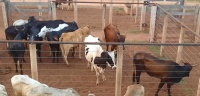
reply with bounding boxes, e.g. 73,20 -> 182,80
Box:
84,36 -> 116,85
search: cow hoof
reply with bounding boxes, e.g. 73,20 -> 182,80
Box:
96,83 -> 99,86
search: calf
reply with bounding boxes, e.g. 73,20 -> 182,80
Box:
133,52 -> 197,96
84,35 -> 101,71
92,51 -> 116,85
104,24 -> 126,51
8,31 -> 27,74
59,26 -> 91,65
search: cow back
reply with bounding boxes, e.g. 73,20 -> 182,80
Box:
104,24 -> 120,42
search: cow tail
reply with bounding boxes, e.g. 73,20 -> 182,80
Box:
59,36 -> 65,58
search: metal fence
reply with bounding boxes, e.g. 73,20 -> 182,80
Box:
0,0 -> 200,96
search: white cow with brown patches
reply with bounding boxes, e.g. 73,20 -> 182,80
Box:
59,26 -> 91,65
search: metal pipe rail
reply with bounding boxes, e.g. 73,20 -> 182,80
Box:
51,1 -> 152,5
2,40 -> 200,46
155,3 -> 200,38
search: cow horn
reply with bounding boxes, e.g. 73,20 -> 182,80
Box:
191,64 -> 198,67
181,60 -> 198,67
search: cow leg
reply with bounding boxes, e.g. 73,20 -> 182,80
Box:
94,65 -> 100,85
52,50 -> 55,63
61,46 -> 70,65
36,44 -> 42,62
111,45 -> 117,51
167,83 -> 172,96
106,45 -> 109,51
155,80 -> 165,96
19,58 -> 23,75
91,62 -> 94,71
135,70 -> 142,84
78,44 -> 82,59
63,50 -> 69,65
101,69 -> 106,81
56,50 -> 59,63
14,58 -> 18,73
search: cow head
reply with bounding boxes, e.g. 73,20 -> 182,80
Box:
37,26 -> 52,38
82,26 -> 91,37
181,60 -> 198,77
28,16 -> 37,22
116,32 -> 127,50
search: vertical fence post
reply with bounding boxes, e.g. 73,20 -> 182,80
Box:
29,44 -> 38,80
135,0 -> 139,23
160,15 -> 168,56
102,4 -> 106,30
7,0 -> 12,26
109,0 -> 113,24
1,1 -> 8,29
195,9 -> 200,43
74,0 -> 78,23
197,78 -> 200,96
48,0 -> 52,20
149,5 -> 157,43
140,0 -> 147,31
115,45 -> 123,96
176,7 -> 185,64
193,4 -> 199,31
100,0 -> 103,8
52,1 -> 56,20
38,0 -> 42,20
176,27 -> 184,63
130,0 -> 134,16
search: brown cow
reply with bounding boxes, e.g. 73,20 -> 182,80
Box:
104,24 -> 126,51
59,26 -> 91,65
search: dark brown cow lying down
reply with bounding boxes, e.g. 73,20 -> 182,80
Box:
104,24 -> 126,51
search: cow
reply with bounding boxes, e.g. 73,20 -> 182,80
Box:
59,26 -> 91,65
84,35 -> 101,71
45,32 -> 60,63
8,31 -> 27,74
104,24 -> 127,51
133,52 -> 197,96
55,0 -> 73,10
41,21 -> 79,63
92,51 -> 116,85
11,75 -> 80,96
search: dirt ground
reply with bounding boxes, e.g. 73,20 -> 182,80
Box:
0,1 -> 199,96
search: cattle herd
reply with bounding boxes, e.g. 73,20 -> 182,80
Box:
1,15 -> 198,96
